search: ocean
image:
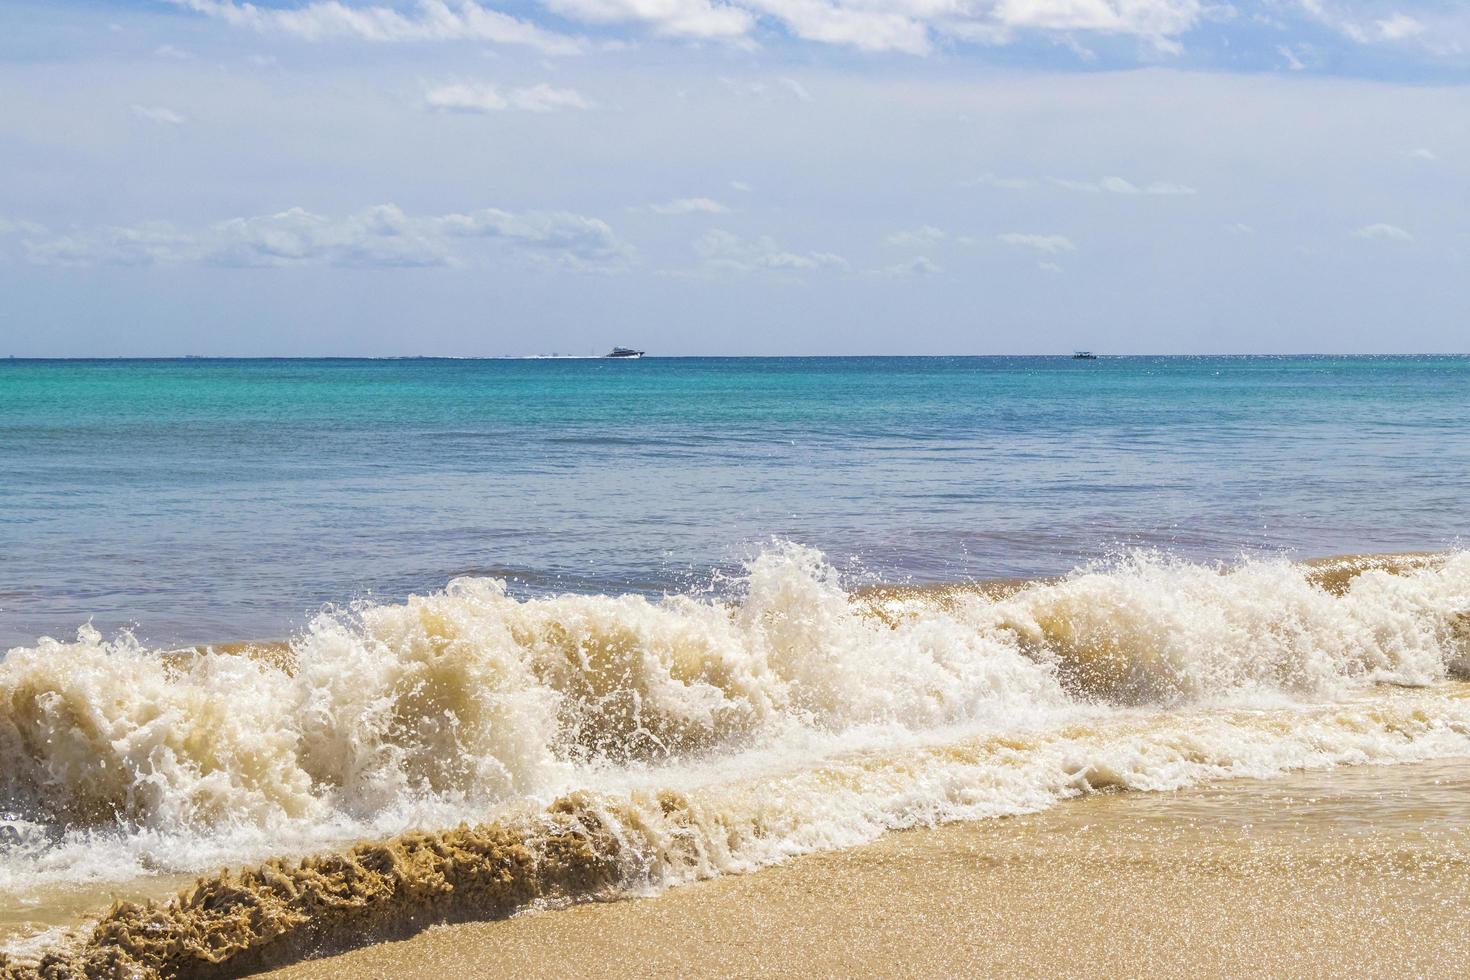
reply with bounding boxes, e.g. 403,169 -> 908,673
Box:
2,355 -> 1469,973
3,355 -> 1467,647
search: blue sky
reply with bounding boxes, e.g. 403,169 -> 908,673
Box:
0,0 -> 1466,355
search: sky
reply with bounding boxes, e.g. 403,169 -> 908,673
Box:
0,1 -> 1466,356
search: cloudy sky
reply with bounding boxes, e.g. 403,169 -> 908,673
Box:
1,1 -> 1466,355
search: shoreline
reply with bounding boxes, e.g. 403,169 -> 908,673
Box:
3,550 -> 1468,977
268,757 -> 1470,978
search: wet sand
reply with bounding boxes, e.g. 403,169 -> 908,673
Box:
270,759 -> 1470,979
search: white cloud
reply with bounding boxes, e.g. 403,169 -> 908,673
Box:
1225,222 -> 1254,234
741,0 -> 932,54
969,173 -> 1196,195
1051,176 -> 1120,192
1294,1 -> 1465,56
744,0 -> 1208,54
209,205 -> 452,267
988,0 -> 1203,35
131,104 -> 187,125
650,197 -> 731,215
1409,147 -> 1438,161
551,0 -> 933,53
872,255 -> 942,277
177,0 -> 1213,56
1352,222 -> 1413,242
778,77 -> 813,102
541,0 -> 753,38
13,204 -> 632,270
154,44 -> 193,59
170,0 -> 1468,62
729,180 -> 753,192
424,83 -> 593,113
693,229 -> 847,274
1277,43 -> 1307,70
998,232 -> 1076,253
885,225 -> 946,248
1376,13 -> 1423,41
1053,31 -> 1099,60
1141,181 -> 1198,196
1049,175 -> 1197,195
22,222 -> 197,267
172,0 -> 584,55
436,207 -> 632,265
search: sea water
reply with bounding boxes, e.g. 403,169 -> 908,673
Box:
2,355 -> 1466,647
1,356 -> 1469,968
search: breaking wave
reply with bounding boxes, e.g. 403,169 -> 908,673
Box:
3,546 -> 1469,975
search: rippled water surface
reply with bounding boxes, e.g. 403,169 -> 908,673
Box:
2,355 -> 1467,646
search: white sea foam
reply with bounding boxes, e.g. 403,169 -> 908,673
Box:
2,546 -> 1468,919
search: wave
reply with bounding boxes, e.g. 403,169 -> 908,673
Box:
2,546 -> 1469,974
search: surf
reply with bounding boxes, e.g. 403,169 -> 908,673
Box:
3,545 -> 1469,972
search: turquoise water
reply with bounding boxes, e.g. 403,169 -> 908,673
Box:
1,355 -> 1467,647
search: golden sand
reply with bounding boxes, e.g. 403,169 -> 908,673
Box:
269,759 -> 1470,979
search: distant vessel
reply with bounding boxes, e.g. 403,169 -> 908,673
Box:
606,347 -> 645,359
1072,351 -> 1098,360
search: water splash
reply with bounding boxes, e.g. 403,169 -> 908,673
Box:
3,546 -> 1470,973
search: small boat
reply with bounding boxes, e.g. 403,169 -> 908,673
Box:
605,347 -> 645,359
1072,351 -> 1098,360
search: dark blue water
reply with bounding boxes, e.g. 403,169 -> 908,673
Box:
2,356 -> 1467,647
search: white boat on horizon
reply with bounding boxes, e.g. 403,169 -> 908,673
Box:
606,347 -> 645,359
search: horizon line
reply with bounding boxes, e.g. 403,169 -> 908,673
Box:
5,353 -> 1470,362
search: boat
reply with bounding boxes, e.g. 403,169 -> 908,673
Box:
1072,351 -> 1098,360
605,347 -> 645,359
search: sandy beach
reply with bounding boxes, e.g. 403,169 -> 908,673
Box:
8,5 -> 1470,972
269,758 -> 1470,979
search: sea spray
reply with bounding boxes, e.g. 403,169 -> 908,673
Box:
984,551 -> 1470,702
2,546 -> 1470,975
1,544 -> 1071,832
2,546 -> 1468,837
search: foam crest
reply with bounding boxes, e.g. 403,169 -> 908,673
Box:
3,548 -> 1470,833
0,626 -> 316,829
971,551 -> 1470,703
0,544 -> 1068,834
